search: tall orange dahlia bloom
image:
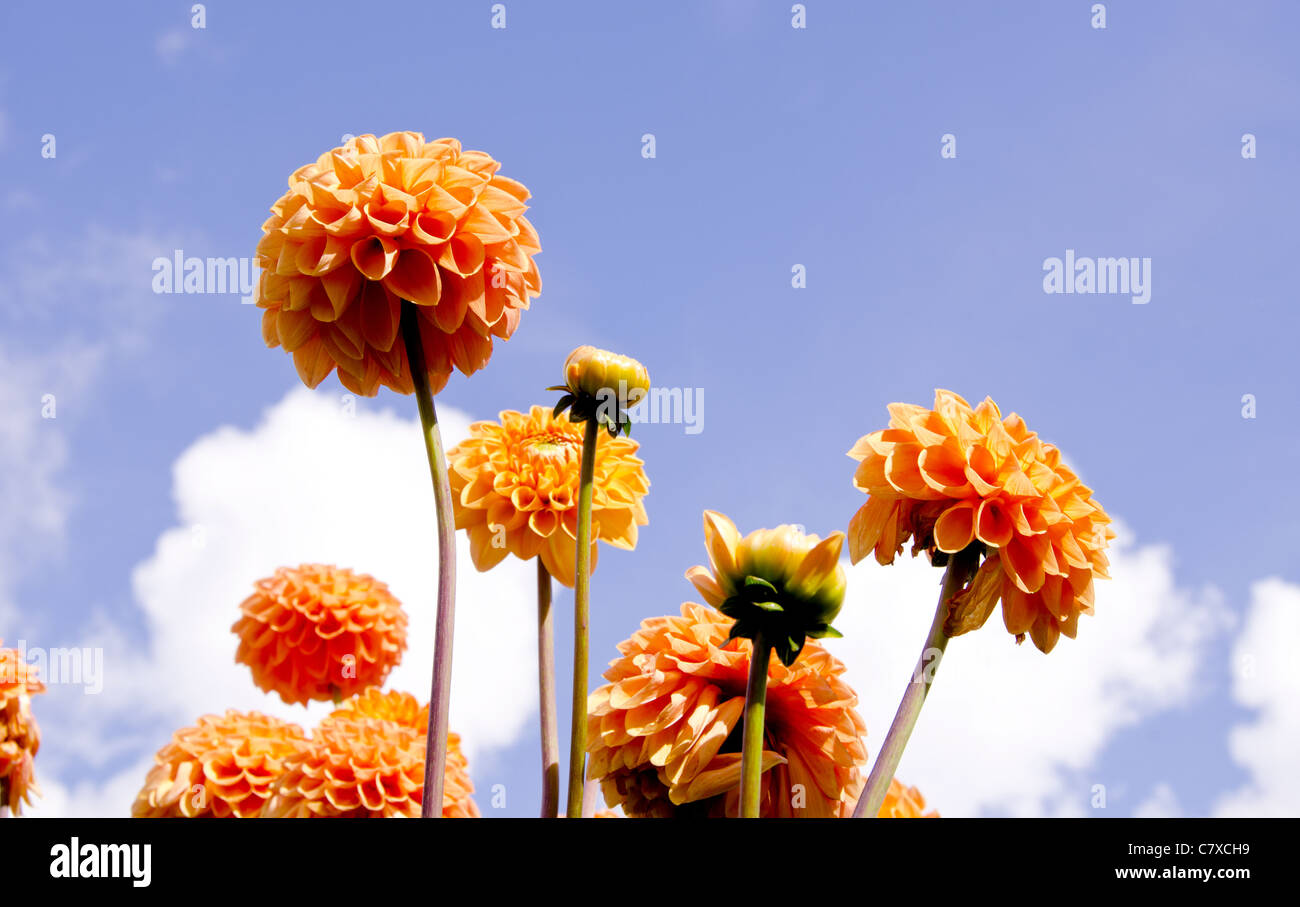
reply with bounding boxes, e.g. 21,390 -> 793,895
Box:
0,643 -> 44,815
879,778 -> 939,818
448,406 -> 650,586
261,712 -> 478,818
847,389 -> 1114,653
255,132 -> 541,396
132,711 -> 308,818
232,564 -> 408,705
587,603 -> 867,817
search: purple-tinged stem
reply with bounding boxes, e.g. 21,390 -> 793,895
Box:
402,304 -> 457,819
852,547 -> 978,818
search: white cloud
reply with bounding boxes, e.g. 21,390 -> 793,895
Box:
825,526 -> 1228,817
1214,578 -> 1300,817
29,387 -> 538,816
30,758 -> 156,820
1132,783 -> 1182,818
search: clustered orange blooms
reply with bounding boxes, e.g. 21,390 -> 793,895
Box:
587,603 -> 867,817
255,132 -> 541,396
448,406 -> 650,586
133,692 -> 478,819
132,711 -> 308,818
232,564 -> 408,704
0,643 -> 44,815
262,694 -> 478,818
847,389 -> 1114,653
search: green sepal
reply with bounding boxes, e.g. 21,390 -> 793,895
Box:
806,624 -> 843,639
552,394 -> 576,419
774,634 -> 806,667
544,384 -> 569,393
717,597 -> 747,619
741,576 -> 779,597
725,618 -> 759,643
751,600 -> 784,613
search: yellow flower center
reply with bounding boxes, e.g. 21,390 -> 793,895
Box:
515,431 -> 581,467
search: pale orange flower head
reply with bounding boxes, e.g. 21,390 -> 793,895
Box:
587,603 -> 867,817
329,687 -> 428,734
552,346 -> 649,438
132,710 -> 308,818
879,778 -> 939,818
846,389 -> 1115,653
0,642 -> 45,814
448,406 -> 649,587
255,132 -> 541,397
686,511 -> 846,666
232,564 -> 408,705
260,709 -> 478,818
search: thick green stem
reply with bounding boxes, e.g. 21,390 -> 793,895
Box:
564,417 -> 600,818
852,548 -> 978,818
740,631 -> 771,818
401,304 -> 457,820
537,559 -> 560,818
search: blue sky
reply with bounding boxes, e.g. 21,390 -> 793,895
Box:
1,0 -> 1297,818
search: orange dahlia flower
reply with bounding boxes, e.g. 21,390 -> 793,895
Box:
448,406 -> 649,587
587,603 -> 867,817
0,643 -> 44,815
847,389 -> 1114,653
329,687 -> 428,733
255,132 -> 541,396
232,564 -> 408,705
878,778 -> 939,818
261,713 -> 478,818
132,710 -> 308,818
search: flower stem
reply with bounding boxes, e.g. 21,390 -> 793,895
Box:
565,417 -> 600,818
537,559 -> 560,818
740,631 -> 771,818
401,304 -> 457,820
852,547 -> 979,818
